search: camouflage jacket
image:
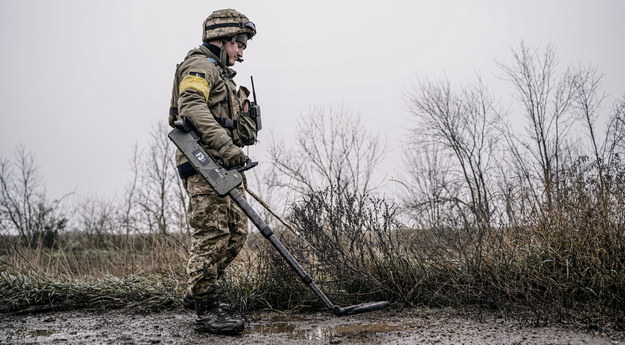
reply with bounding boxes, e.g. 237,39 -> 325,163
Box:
169,44 -> 255,167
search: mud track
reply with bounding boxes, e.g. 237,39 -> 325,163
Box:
1,308 -> 623,344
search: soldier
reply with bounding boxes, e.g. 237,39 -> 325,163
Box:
168,9 -> 259,335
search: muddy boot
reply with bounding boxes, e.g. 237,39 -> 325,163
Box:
182,292 -> 236,312
195,298 -> 245,335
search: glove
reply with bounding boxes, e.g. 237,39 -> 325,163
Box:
219,143 -> 246,168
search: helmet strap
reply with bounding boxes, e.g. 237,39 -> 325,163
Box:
219,39 -> 229,66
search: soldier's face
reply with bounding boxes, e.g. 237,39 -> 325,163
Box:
225,41 -> 246,66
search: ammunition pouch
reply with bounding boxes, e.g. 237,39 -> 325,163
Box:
234,109 -> 257,146
231,90 -> 261,146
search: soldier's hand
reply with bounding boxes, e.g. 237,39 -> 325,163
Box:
219,143 -> 246,168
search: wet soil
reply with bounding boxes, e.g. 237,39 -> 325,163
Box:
1,307 -> 623,345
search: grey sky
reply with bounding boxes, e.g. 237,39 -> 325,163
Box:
1,0 -> 624,200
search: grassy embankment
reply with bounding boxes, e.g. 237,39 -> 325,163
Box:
1,196 -> 623,330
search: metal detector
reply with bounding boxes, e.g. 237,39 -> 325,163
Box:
168,120 -> 389,316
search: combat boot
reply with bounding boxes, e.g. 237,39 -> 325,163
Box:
195,298 -> 245,335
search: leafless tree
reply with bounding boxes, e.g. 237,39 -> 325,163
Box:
120,144 -> 141,238
570,65 -> 607,191
498,43 -> 625,220
499,43 -> 577,211
401,142 -> 455,229
604,96 -> 625,163
269,106 -> 386,198
135,123 -> 187,234
0,146 -> 67,248
404,78 -> 503,229
75,195 -> 117,247
266,106 -> 388,271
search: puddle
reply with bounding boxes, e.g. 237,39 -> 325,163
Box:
249,320 -> 422,340
5,327 -> 57,337
251,322 -> 297,334
332,322 -> 420,334
29,329 -> 57,337
267,314 -> 320,322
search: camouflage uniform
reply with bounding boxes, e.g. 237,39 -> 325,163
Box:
185,174 -> 247,301
169,9 -> 257,304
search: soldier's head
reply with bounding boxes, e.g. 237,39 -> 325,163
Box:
203,9 -> 256,66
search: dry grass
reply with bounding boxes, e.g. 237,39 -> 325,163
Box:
1,185 -> 623,329
0,272 -> 180,314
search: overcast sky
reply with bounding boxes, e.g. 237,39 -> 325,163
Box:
1,0 -> 624,200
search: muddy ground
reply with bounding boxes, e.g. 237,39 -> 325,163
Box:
1,307 -> 623,345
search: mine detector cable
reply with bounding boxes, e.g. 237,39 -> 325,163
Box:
245,185 -> 392,302
243,186 -> 321,255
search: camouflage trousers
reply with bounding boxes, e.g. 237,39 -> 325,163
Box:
184,173 -> 248,301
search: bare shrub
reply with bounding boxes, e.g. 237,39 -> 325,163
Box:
260,107 -> 398,306
399,43 -> 625,323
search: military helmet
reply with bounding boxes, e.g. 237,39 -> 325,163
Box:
202,9 -> 256,44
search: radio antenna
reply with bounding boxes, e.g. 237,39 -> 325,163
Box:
250,76 -> 258,103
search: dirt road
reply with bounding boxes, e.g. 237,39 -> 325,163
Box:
1,308 -> 623,344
